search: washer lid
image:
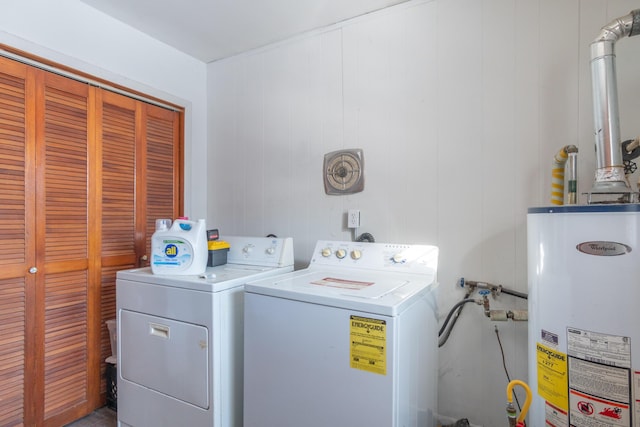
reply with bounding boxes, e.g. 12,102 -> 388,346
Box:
244,269 -> 437,316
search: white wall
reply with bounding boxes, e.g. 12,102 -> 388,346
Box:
0,0 -> 208,219
208,0 -> 640,425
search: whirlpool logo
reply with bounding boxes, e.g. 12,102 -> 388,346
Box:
576,241 -> 631,256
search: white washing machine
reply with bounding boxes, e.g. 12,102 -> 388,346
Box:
243,240 -> 439,427
115,236 -> 294,427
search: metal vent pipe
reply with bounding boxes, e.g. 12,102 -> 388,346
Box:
590,9 -> 640,197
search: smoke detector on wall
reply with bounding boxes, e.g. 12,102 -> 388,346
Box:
323,149 -> 364,195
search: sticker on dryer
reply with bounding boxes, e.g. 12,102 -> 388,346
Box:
350,315 -> 386,375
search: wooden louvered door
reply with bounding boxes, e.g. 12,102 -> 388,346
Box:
0,54 -> 182,427
97,92 -> 180,401
141,102 -> 181,252
35,70 -> 95,426
96,90 -> 138,403
0,57 -> 96,426
0,56 -> 33,427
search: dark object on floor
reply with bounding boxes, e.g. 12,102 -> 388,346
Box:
106,362 -> 117,411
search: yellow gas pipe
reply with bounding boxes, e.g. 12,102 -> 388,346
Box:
506,380 -> 531,427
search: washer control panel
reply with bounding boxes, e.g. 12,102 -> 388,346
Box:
312,240 -> 438,273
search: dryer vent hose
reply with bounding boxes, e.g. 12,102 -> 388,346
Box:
551,145 -> 578,205
356,232 -> 375,243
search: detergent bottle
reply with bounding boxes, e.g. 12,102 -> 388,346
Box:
151,218 -> 208,275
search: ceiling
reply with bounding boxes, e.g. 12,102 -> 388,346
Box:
80,0 -> 409,63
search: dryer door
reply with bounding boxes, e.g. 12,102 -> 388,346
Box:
120,310 -> 209,408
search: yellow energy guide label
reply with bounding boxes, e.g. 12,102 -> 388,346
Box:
537,341 -> 568,411
350,315 -> 387,375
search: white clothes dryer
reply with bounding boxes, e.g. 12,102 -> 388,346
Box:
116,236 -> 294,427
243,240 -> 439,427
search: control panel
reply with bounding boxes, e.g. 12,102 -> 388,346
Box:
226,236 -> 294,267
311,240 -> 438,273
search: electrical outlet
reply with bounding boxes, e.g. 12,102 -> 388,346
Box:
348,209 -> 361,228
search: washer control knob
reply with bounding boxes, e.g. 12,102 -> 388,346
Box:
266,247 -> 275,255
321,248 -> 332,257
392,253 -> 406,264
335,249 -> 347,259
243,244 -> 254,254
350,249 -> 362,260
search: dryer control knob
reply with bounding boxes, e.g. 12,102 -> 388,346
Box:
350,249 -> 362,260
243,244 -> 254,254
321,248 -> 332,257
266,247 -> 275,255
335,249 -> 347,259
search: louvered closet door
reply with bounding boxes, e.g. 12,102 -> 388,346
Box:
98,93 -> 180,397
98,90 -> 137,389
0,54 -> 183,426
141,103 -> 181,256
98,95 -> 181,271
35,71 -> 95,425
0,56 -> 33,427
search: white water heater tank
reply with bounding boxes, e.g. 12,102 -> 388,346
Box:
527,205 -> 640,427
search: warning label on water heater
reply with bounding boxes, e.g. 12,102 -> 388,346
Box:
567,327 -> 632,427
350,315 -> 386,375
536,342 -> 569,411
567,328 -> 631,368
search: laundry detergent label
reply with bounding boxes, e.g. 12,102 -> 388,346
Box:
350,315 -> 386,375
152,239 -> 194,268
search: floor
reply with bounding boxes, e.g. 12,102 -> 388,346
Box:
65,407 -> 117,427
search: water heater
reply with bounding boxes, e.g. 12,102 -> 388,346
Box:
527,205 -> 640,426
